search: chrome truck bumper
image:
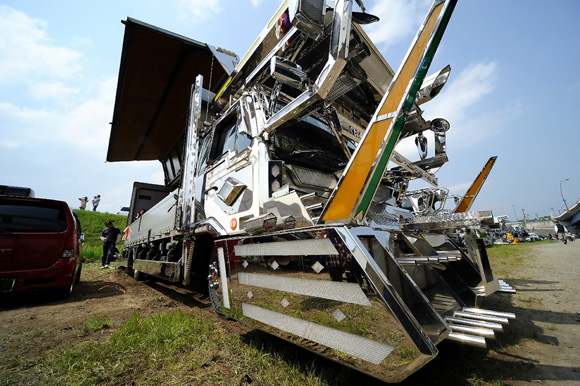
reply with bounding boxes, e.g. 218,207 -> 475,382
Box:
208,224 -> 514,383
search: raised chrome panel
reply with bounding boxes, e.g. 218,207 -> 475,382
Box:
217,177 -> 247,206
288,0 -> 325,37
124,190 -> 181,247
133,259 -> 181,283
181,75 -> 203,230
211,227 -> 447,383
270,56 -> 308,90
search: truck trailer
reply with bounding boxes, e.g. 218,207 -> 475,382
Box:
106,0 -> 515,382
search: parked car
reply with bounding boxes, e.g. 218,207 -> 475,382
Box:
117,206 -> 130,216
0,194 -> 83,297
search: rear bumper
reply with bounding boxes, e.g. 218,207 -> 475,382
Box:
0,257 -> 77,293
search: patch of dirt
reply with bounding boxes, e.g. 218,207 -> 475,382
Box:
1,241 -> 579,385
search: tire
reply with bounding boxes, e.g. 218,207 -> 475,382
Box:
58,275 -> 75,299
74,264 -> 82,284
134,269 -> 145,281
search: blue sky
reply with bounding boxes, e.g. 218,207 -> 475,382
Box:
1,0 -> 578,221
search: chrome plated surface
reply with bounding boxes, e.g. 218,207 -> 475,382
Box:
180,75 -> 203,230
133,259 -> 181,283
463,307 -> 516,320
401,210 -> 495,231
445,316 -> 503,331
448,324 -> 495,339
447,332 -> 487,348
212,226 -> 443,382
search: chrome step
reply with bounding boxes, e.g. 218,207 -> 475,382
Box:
462,307 -> 516,320
397,256 -> 462,264
454,311 -> 509,325
299,192 -> 316,202
445,316 -> 503,331
305,203 -> 323,211
447,332 -> 487,348
498,279 -> 516,293
448,324 -> 495,339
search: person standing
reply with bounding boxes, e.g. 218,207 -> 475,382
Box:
78,196 -> 88,210
100,220 -> 121,268
554,221 -> 568,244
92,195 -> 101,211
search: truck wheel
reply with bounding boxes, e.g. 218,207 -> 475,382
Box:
134,269 -> 145,281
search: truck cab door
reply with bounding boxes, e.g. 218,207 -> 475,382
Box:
180,75 -> 204,230
200,100 -> 257,234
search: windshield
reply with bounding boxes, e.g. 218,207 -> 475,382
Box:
0,200 -> 68,233
270,117 -> 348,173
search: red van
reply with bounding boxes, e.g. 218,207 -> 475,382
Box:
0,195 -> 83,297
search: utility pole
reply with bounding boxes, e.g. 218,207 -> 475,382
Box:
560,178 -> 569,212
521,208 -> 527,228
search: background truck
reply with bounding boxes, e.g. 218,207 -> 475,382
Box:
106,0 -> 515,382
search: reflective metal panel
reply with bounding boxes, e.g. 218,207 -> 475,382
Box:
133,259 -> 181,282
213,227 -> 441,383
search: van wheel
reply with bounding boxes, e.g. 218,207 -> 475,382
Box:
58,276 -> 75,298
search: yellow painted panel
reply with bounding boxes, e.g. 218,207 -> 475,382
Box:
454,157 -> 497,213
323,118 -> 392,220
322,2 -> 444,221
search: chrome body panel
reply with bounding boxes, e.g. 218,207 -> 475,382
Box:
210,226 -> 443,382
111,0 -> 515,383
124,190 -> 181,247
134,259 -> 182,283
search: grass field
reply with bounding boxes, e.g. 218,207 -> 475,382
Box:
2,211 -> 560,385
75,210 -> 128,261
485,239 -> 554,277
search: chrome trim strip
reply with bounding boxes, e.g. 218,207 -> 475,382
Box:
241,303 -> 393,364
218,247 -> 230,309
234,238 -> 338,256
447,332 -> 486,348
462,307 -> 516,320
238,272 -> 371,306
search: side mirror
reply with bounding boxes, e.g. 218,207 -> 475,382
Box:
416,65 -> 451,105
288,0 -> 325,38
270,56 -> 308,90
430,118 -> 450,155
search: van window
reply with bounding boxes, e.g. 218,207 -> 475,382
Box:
0,202 -> 67,233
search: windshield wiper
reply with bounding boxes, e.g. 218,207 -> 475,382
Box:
290,149 -> 324,157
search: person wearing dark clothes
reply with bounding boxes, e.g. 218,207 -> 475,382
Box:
100,220 -> 121,268
554,221 -> 568,244
92,195 -> 101,211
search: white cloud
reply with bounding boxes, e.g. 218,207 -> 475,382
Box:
447,182 -> 472,195
59,76 -> 117,150
0,6 -> 82,83
364,0 -> 431,49
425,61 -> 498,122
422,60 -> 508,148
0,102 -> 57,147
0,76 -> 116,152
178,0 -> 223,21
29,81 -> 80,102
